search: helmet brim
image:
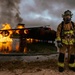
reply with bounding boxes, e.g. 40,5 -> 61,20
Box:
62,14 -> 73,17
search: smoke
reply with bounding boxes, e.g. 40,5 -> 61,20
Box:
0,0 -> 22,28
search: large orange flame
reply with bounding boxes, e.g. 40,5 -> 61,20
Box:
0,23 -> 13,53
0,23 -> 13,42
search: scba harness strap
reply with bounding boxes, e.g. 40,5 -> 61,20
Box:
60,21 -> 75,37
60,21 -> 75,45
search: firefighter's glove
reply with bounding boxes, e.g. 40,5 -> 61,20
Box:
57,41 -> 63,48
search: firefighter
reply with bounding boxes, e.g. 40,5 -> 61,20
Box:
56,10 -> 75,72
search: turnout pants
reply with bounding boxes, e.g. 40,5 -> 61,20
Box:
58,44 -> 75,69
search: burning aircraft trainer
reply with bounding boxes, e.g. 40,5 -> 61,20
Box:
0,23 -> 56,54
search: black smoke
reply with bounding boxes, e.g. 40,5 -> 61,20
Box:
0,0 -> 22,28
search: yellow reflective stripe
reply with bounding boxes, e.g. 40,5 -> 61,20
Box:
69,39 -> 74,44
56,37 -> 61,41
62,39 -> 68,45
69,63 -> 75,67
69,30 -> 73,34
62,39 -> 74,45
58,62 -> 64,67
64,30 -> 74,34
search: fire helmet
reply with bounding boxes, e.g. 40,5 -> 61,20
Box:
62,10 -> 73,17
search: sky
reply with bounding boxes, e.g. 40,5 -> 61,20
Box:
19,0 -> 75,30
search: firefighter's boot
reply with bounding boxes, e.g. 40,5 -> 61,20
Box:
69,55 -> 75,72
58,53 -> 65,72
59,67 -> 64,72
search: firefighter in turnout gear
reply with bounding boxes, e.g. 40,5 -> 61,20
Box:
56,10 -> 75,72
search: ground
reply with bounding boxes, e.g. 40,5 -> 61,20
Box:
0,42 -> 74,75
0,59 -> 75,75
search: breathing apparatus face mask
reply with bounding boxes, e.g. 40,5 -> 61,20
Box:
63,17 -> 71,24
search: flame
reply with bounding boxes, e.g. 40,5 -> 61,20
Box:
24,47 -> 27,53
16,42 -> 19,52
16,25 -> 24,34
0,42 -> 12,54
0,23 -> 13,42
2,23 -> 12,30
16,42 -> 27,53
0,23 -> 13,53
17,25 -> 24,29
16,24 -> 28,34
1,23 -> 12,35
26,38 -> 39,43
26,38 -> 33,43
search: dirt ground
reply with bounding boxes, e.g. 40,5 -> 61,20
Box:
0,59 -> 75,75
